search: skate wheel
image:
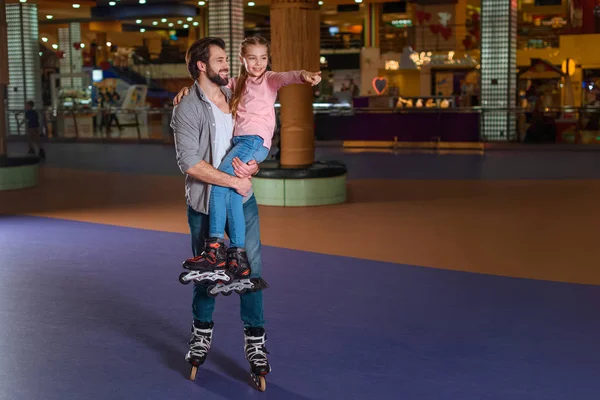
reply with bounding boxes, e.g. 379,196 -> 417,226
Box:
190,365 -> 198,381
250,373 -> 266,391
256,375 -> 266,391
206,285 -> 218,298
222,289 -> 232,296
179,272 -> 190,285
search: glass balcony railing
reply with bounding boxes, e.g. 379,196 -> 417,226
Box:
6,105 -> 600,146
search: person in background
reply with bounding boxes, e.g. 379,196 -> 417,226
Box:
25,100 -> 45,159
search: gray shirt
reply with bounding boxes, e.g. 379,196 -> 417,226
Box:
171,81 -> 252,214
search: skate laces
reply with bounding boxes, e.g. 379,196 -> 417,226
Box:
189,251 -> 210,261
189,249 -> 216,263
245,336 -> 269,367
189,328 -> 212,357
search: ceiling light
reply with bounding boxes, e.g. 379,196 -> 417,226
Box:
139,0 -> 146,4
106,41 -> 112,47
248,1 -> 255,6
73,4 -> 81,8
193,21 -> 199,26
46,15 -> 53,19
140,28 -> 146,33
136,19 -> 142,24
52,44 -> 58,49
187,17 -> 193,21
42,37 -> 48,42
152,21 -> 158,25
168,23 -> 174,27
161,18 -> 167,23
183,24 -> 189,28
198,1 -> 206,5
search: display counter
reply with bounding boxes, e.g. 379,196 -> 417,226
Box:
314,110 -> 479,142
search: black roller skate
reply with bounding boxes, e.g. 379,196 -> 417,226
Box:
206,248 -> 269,297
227,247 -> 252,279
244,327 -> 271,391
185,321 -> 214,380
179,238 -> 231,285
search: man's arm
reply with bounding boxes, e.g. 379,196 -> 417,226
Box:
171,100 -> 251,195
185,160 -> 251,196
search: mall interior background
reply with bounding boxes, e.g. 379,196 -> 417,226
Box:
4,0 -> 600,144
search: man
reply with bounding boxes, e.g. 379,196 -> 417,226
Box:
171,37 -> 270,380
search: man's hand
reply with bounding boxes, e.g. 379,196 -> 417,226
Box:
173,87 -> 190,106
233,177 -> 252,196
301,71 -> 322,86
232,157 -> 259,178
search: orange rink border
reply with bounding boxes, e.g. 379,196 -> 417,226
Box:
1,167 -> 600,285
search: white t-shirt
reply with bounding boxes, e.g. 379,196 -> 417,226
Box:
206,98 -> 234,167
205,97 -> 252,202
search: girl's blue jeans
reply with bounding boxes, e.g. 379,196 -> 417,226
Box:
209,135 -> 269,248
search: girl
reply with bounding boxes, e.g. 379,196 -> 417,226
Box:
181,36 -> 321,282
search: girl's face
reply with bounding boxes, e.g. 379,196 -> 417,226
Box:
241,44 -> 268,78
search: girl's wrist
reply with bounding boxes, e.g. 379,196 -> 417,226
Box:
300,70 -> 306,83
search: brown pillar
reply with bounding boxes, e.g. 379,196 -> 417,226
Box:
96,32 -> 109,65
0,0 -> 8,159
270,0 -> 320,168
201,7 -> 209,38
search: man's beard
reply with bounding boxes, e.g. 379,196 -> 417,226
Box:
206,64 -> 229,86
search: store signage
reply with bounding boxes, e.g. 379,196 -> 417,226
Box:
390,19 -> 413,28
533,15 -> 567,28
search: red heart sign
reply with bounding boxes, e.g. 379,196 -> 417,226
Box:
416,11 -> 432,25
441,27 -> 452,40
372,77 -> 388,95
416,10 -> 425,25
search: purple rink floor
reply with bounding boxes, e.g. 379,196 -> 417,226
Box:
1,215 -> 599,400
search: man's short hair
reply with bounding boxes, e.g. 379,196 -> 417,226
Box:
186,37 -> 226,81
26,100 -> 35,108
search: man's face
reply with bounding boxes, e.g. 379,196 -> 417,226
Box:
204,45 -> 229,86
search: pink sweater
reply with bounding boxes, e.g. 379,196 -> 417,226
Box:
228,70 -> 304,149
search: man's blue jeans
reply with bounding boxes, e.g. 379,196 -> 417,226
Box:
187,195 -> 264,328
209,135 -> 270,248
